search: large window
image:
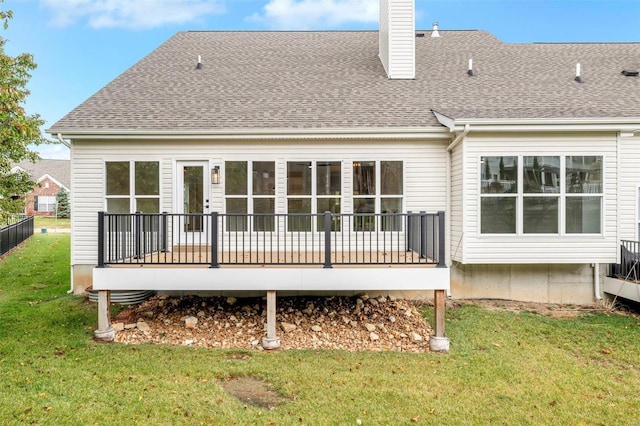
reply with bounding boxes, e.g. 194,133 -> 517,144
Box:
480,155 -> 602,235
34,196 -> 56,212
225,161 -> 275,231
353,160 -> 403,231
105,161 -> 160,213
286,161 -> 341,231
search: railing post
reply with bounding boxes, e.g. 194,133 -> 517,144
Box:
97,211 -> 105,268
406,211 -> 412,252
210,212 -> 219,268
324,211 -> 332,268
134,211 -> 142,259
161,212 -> 168,252
437,210 -> 446,268
420,211 -> 427,259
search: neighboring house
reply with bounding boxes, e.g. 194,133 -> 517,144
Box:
12,160 -> 70,216
47,0 -> 640,345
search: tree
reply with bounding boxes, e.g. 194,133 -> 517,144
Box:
0,2 -> 46,220
56,188 -> 70,218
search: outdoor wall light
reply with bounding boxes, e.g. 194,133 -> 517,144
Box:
211,166 -> 221,185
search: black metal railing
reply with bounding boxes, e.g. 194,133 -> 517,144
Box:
98,211 -> 446,268
0,216 -> 34,256
608,240 -> 640,282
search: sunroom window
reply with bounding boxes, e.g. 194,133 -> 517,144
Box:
225,161 -> 275,231
479,155 -> 602,235
105,161 -> 160,213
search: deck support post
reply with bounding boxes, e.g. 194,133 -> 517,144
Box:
429,289 -> 449,353
94,290 -> 115,341
262,290 -> 281,349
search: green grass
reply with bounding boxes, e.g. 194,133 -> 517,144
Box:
33,217 -> 70,229
1,234 -> 639,425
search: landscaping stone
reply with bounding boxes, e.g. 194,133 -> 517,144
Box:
184,316 -> 198,328
280,322 -> 297,333
136,321 -> 151,332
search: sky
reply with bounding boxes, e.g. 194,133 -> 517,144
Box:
3,0 -> 640,160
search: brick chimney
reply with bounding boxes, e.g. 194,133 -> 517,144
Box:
379,0 -> 415,79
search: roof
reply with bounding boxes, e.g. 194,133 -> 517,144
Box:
14,159 -> 71,190
48,30 -> 640,134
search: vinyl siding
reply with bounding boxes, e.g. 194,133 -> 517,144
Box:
618,135 -> 640,242
461,132 -> 618,264
379,0 -> 415,79
71,138 -> 448,266
450,143 -> 464,262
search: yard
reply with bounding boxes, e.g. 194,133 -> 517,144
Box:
0,234 -> 638,425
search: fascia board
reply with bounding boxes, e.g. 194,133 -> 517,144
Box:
47,127 -> 451,141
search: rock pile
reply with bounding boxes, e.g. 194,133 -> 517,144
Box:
112,294 -> 433,352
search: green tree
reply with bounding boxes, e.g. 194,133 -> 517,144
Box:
56,188 -> 70,218
0,2 -> 45,220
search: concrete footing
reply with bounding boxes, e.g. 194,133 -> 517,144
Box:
94,326 -> 115,342
429,336 -> 450,353
261,336 -> 281,350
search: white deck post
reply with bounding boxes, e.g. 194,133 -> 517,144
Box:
262,290 -> 281,349
94,290 -> 115,341
429,289 -> 450,352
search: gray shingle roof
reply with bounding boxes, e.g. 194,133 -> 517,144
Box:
15,159 -> 70,189
48,30 -> 640,133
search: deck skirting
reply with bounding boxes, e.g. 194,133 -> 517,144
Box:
93,266 -> 450,292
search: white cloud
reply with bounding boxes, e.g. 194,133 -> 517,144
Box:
249,0 -> 378,30
40,0 -> 225,30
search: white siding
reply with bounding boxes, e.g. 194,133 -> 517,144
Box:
461,132 -> 618,264
71,138 -> 448,266
618,135 -> 640,242
450,143 -> 464,262
378,0 -> 415,79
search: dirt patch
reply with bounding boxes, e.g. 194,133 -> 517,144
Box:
219,376 -> 283,409
455,299 -> 604,319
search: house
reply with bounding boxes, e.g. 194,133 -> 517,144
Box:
12,159 -> 70,216
46,0 -> 640,348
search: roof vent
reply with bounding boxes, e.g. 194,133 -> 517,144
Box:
416,33 -> 425,37
574,63 -> 583,83
196,55 -> 202,69
621,69 -> 639,77
468,59 -> 474,77
431,22 -> 440,38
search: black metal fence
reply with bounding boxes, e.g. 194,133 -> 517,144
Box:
0,216 -> 34,256
608,240 -> 640,281
98,211 -> 446,268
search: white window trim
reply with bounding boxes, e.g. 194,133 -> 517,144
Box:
104,160 -> 161,213
352,160 -> 404,232
479,154 -> 604,237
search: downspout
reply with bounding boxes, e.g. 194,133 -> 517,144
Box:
56,133 -> 71,148
446,124 -> 470,152
445,125 -> 469,297
57,134 -> 74,294
593,263 -> 602,300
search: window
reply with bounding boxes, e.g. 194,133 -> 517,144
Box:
34,196 -> 56,212
480,155 -> 602,235
225,161 -> 275,231
353,160 -> 403,231
286,161 -> 341,231
105,161 -> 160,213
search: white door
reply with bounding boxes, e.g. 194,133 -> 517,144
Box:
176,161 -> 210,244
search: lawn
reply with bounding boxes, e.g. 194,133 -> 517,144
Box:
1,234 -> 639,425
33,216 -> 70,230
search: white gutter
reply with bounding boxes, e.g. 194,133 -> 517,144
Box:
48,127 -> 450,141
446,124 -> 470,152
56,133 -> 71,148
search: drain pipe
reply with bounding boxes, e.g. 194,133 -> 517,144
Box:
57,133 -> 74,294
56,133 -> 71,148
446,124 -> 470,152
593,263 -> 602,300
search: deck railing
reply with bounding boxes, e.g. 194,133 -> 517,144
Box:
98,211 -> 445,268
0,215 -> 34,256
608,240 -> 640,281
